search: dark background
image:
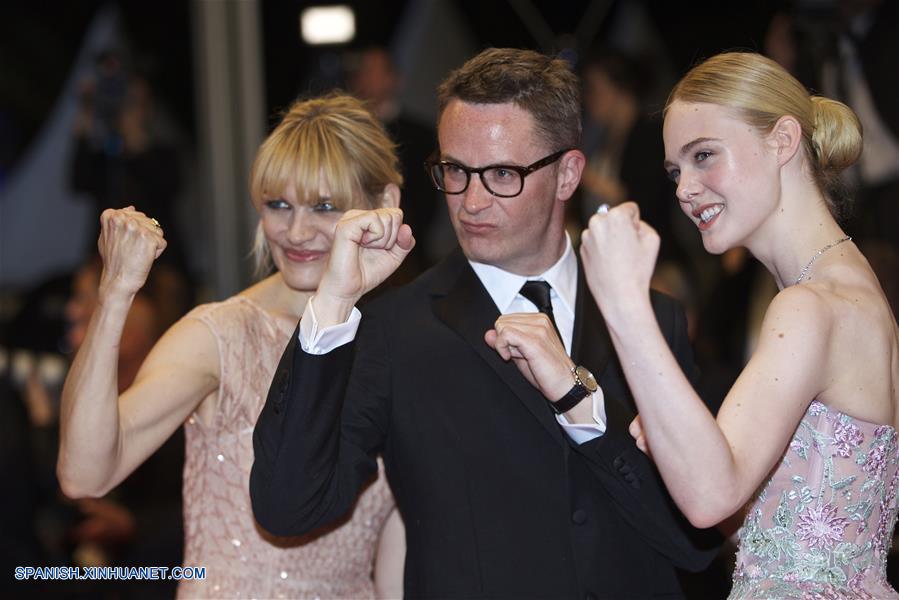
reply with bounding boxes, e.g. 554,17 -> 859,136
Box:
0,0 -> 787,180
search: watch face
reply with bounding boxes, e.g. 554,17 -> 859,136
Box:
575,366 -> 598,393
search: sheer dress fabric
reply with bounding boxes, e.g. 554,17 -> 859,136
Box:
178,297 -> 394,599
732,400 -> 899,599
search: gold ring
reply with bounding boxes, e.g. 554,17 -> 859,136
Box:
150,218 -> 162,229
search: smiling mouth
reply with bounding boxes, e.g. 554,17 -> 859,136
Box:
284,249 -> 326,262
693,205 -> 723,228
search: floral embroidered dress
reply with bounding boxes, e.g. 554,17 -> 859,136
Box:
731,400 -> 899,599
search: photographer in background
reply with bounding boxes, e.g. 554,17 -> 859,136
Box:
70,50 -> 190,330
346,46 -> 447,279
763,0 -> 899,246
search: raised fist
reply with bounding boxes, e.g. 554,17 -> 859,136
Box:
97,207 -> 167,299
316,207 -> 415,309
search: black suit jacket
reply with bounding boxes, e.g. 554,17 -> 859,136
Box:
251,248 -> 718,599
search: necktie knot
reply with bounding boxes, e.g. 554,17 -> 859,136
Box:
519,280 -> 553,314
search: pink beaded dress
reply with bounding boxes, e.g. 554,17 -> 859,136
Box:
731,400 -> 899,598
177,296 -> 395,599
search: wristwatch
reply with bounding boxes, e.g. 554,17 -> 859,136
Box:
550,365 -> 598,414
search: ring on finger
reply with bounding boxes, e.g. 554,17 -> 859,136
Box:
596,203 -> 610,214
150,217 -> 162,230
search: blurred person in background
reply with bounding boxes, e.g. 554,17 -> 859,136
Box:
58,94 -> 405,599
764,0 -> 899,247
346,45 -> 449,279
70,49 -> 191,331
1,255 -> 183,599
578,48 -> 696,270
816,0 -> 899,247
2,268 -> 80,589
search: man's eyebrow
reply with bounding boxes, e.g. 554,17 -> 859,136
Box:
435,154 -> 522,168
663,137 -> 721,169
436,153 -> 466,165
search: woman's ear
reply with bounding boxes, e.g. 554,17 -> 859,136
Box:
769,115 -> 802,167
379,183 -> 401,209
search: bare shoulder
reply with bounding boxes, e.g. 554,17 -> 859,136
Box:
239,274 -> 305,325
780,270 -> 899,422
798,266 -> 897,344
759,284 -> 834,344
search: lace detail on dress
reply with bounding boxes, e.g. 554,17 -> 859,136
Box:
177,297 -> 395,599
731,400 -> 899,599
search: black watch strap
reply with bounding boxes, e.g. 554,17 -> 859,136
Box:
550,384 -> 591,414
549,365 -> 597,414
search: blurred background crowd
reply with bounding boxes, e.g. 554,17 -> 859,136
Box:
1,0 -> 896,597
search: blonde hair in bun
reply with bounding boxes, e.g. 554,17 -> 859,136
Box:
810,95 -> 863,178
665,52 -> 863,217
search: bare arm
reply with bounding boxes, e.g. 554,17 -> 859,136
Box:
580,203 -> 828,527
58,208 -> 219,498
374,508 -> 406,599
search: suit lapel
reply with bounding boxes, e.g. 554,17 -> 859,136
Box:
430,250 -> 567,448
571,259 -> 636,432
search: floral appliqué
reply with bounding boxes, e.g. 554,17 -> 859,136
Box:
730,401 -> 899,599
795,503 -> 850,549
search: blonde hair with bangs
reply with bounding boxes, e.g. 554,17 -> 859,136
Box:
665,52 -> 862,218
250,93 -> 403,276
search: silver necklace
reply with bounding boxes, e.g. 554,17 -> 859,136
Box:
794,236 -> 852,285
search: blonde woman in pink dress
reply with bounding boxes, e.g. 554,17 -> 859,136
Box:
578,52 -> 899,598
58,94 -> 407,599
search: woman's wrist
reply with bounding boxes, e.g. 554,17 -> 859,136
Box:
599,293 -> 655,336
96,286 -> 137,316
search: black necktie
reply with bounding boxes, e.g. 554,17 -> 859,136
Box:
519,280 -> 562,341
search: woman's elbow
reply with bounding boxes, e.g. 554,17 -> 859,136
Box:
682,492 -> 743,529
57,462 -> 110,500
686,510 -> 722,530
58,476 -> 101,500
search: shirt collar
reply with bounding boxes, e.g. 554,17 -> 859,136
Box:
468,233 -> 577,318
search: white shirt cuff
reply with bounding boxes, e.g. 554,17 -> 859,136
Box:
555,386 -> 607,444
298,296 -> 362,354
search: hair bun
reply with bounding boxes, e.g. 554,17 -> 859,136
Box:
810,96 -> 863,174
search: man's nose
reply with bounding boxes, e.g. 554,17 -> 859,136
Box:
462,173 -> 494,213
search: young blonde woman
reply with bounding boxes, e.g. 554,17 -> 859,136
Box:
58,94 -> 407,599
580,52 -> 899,598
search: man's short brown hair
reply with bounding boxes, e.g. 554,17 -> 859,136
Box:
437,47 -> 581,152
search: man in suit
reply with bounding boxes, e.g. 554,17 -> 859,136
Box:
251,48 -> 718,599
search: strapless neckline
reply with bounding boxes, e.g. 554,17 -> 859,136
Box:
730,398 -> 899,599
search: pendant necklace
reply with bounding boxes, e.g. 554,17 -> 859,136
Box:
793,236 -> 852,285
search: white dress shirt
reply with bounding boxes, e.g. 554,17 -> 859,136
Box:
299,234 -> 607,443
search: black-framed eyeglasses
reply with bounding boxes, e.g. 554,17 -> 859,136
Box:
423,148 -> 573,198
